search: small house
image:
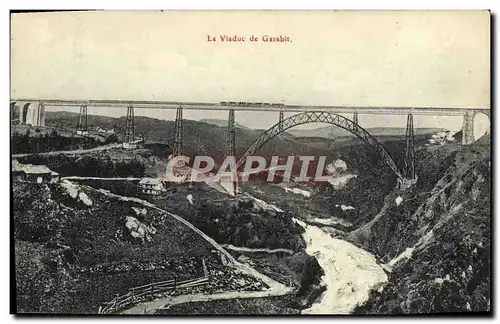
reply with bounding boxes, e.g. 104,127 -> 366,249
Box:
122,142 -> 138,149
12,160 -> 60,184
22,165 -> 54,184
76,130 -> 89,136
138,178 -> 164,195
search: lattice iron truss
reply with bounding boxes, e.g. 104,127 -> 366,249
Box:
124,106 -> 135,143
236,111 -> 405,180
77,105 -> 88,131
224,109 -> 235,157
278,110 -> 284,132
173,106 -> 183,157
404,113 -> 416,180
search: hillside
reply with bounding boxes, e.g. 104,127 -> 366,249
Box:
13,180 -> 264,313
149,183 -> 306,251
44,111 -> 315,160
235,134 -> 490,314
288,125 -> 446,139
349,136 -> 491,314
44,111 -> 445,161
235,137 -> 413,233
45,111 -> 119,131
13,113 -> 490,314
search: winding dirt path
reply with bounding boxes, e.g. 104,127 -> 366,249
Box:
121,285 -> 292,314
12,143 -> 122,158
84,186 -> 294,314
221,244 -> 294,255
63,176 -> 141,181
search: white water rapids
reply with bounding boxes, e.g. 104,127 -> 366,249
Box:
293,218 -> 388,314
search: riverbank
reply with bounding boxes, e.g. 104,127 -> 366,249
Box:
294,219 -> 387,314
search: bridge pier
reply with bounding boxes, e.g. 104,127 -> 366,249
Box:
10,102 -> 17,122
123,106 -> 136,149
224,109 -> 237,195
225,109 -> 235,157
77,105 -> 88,135
37,102 -> 46,127
173,106 -> 183,156
279,110 -> 284,132
462,110 -> 475,145
19,103 -> 27,124
11,101 -> 46,126
397,177 -> 418,191
404,113 -> 416,181
219,171 -> 239,196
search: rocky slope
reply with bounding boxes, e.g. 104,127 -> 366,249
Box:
349,136 -> 491,314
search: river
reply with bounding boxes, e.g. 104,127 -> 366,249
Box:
88,182 -> 387,314
293,218 -> 388,314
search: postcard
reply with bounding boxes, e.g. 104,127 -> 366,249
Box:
10,10 -> 491,315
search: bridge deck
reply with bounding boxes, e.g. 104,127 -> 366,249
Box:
11,99 -> 489,116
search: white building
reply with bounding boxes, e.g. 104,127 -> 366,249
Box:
138,178 -> 165,195
428,130 -> 456,146
122,142 -> 138,149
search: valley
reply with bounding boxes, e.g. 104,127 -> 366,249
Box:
11,113 -> 491,315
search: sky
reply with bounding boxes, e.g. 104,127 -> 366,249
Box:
10,11 -> 490,131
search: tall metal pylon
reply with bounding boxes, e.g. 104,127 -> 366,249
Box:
404,113 -> 415,180
278,109 -> 284,132
225,109 -> 235,157
77,105 -> 88,132
224,109 -> 237,195
124,105 -> 135,143
353,112 -> 359,124
173,106 -> 183,157
462,110 -> 475,145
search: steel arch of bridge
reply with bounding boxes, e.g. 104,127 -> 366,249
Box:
236,111 -> 404,180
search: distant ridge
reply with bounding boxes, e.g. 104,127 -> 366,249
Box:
199,118 -> 250,129
287,126 -> 447,139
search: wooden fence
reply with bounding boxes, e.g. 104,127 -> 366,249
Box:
98,259 -> 210,314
